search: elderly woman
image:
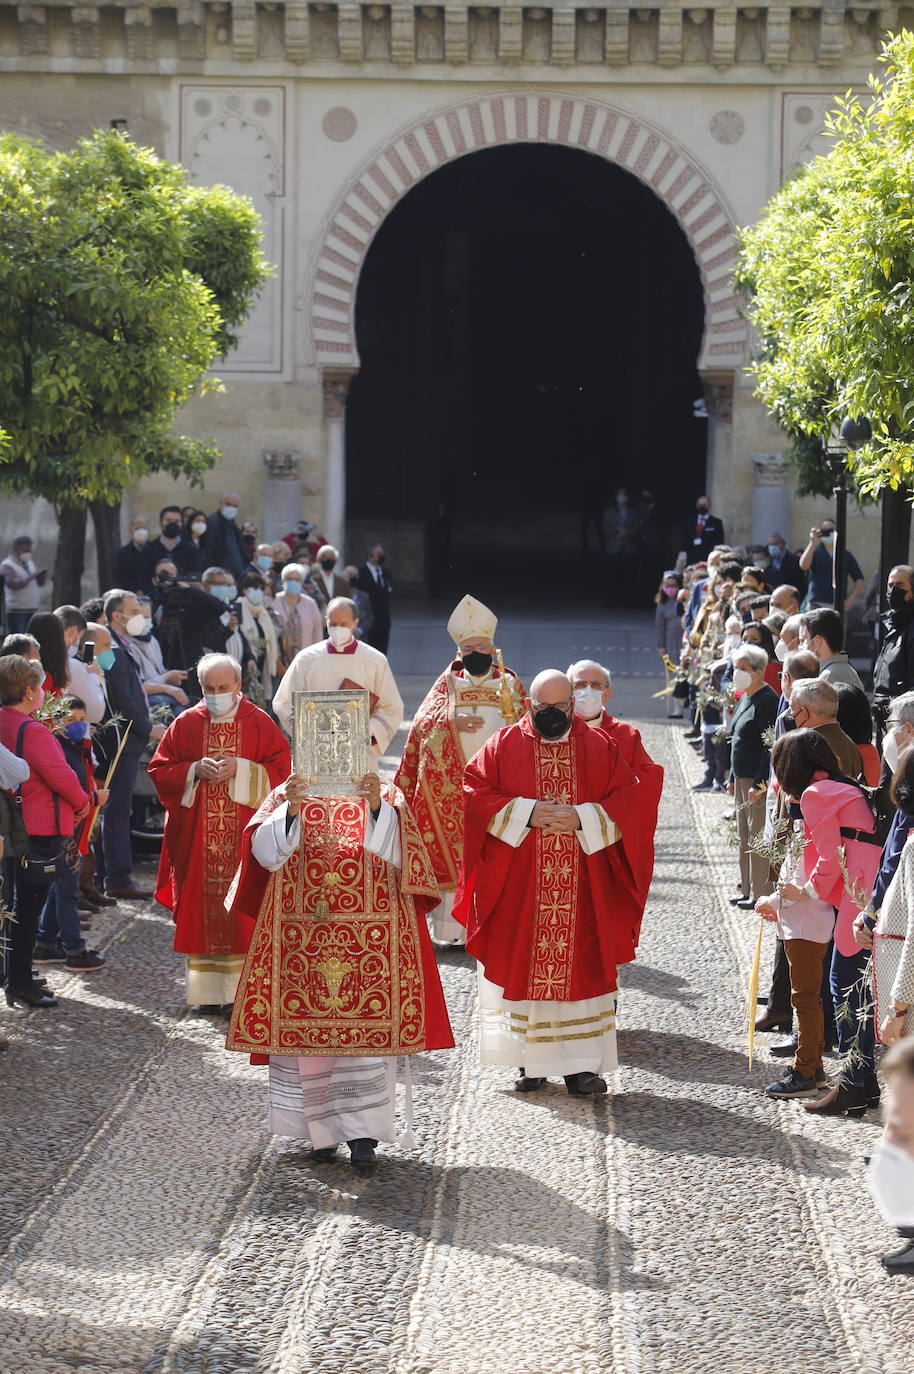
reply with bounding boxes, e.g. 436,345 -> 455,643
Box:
728,642 -> 779,909
272,563 -> 323,667
0,655 -> 90,1007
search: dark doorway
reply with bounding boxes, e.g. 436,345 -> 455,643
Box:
346,143 -> 706,601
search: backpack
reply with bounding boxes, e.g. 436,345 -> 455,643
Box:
834,773 -> 893,848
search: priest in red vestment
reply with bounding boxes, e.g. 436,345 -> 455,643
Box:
395,594 -> 526,945
568,657 -> 663,928
149,652 -> 291,1014
224,768 -> 454,1170
454,669 -> 645,1097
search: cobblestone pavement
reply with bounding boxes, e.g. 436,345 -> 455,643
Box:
1,660 -> 912,1374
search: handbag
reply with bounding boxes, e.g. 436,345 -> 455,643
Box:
15,719 -> 68,885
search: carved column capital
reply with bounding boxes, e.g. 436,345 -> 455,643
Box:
751,452 -> 789,486
700,369 -> 734,423
322,369 -> 356,420
263,450 -> 302,478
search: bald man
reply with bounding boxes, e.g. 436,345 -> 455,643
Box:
568,658 -> 663,921
454,669 -> 643,1098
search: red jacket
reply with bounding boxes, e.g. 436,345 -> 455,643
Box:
0,707 -> 89,836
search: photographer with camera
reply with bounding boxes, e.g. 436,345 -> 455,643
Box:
799,519 -> 865,612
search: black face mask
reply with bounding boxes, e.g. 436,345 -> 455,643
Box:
461,650 -> 493,678
888,585 -> 911,613
162,521 -> 181,539
697,504 -> 709,515
320,559 -> 335,572
375,553 -> 385,565
532,705 -> 572,739
782,712 -> 797,732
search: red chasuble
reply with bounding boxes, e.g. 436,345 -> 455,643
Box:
453,715 -> 644,1002
149,699 -> 291,957
224,783 -> 455,1058
394,662 -> 526,890
591,709 -> 663,938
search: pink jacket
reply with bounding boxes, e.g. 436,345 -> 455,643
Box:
0,707 -> 89,836
801,776 -> 881,956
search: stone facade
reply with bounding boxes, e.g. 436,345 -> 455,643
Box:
0,2 -> 903,585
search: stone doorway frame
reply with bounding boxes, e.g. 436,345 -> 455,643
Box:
308,89 -> 746,549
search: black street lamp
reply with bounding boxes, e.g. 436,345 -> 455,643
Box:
825,416 -> 870,634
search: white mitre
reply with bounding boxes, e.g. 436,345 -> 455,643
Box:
447,595 -> 498,645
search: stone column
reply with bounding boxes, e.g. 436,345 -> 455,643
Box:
323,370 -> 355,556
699,369 -> 734,520
261,450 -> 302,542
750,452 -> 790,546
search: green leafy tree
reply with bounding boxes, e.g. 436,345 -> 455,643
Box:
738,31 -> 914,502
0,130 -> 270,601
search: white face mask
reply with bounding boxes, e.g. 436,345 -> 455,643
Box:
221,504 -> 239,520
124,613 -> 146,637
732,667 -> 754,692
573,686 -> 603,720
328,624 -> 354,648
867,1141 -> 914,1227
774,639 -> 789,662
191,520 -> 207,536
133,528 -> 149,545
204,691 -> 237,718
883,728 -> 902,774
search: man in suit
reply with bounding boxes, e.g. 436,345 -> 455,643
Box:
95,593 -> 165,898
205,492 -> 245,582
358,543 -> 392,654
114,516 -> 154,595
765,532 -> 806,598
311,545 -> 353,606
682,495 -> 725,563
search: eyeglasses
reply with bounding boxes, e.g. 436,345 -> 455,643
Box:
531,699 -> 573,712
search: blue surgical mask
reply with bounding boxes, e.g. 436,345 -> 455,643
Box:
97,648 -> 116,672
140,617 -> 153,636
244,587 -> 265,606
210,585 -> 233,603
283,579 -> 303,596
63,720 -> 89,741
255,555 -> 272,571
767,544 -> 783,559
68,642 -> 80,659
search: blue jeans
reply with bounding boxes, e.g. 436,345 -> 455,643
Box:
830,945 -> 875,1086
37,865 -> 85,955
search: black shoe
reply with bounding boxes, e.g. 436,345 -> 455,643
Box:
691,780 -> 714,791
564,1071 -> 608,1097
770,1036 -> 799,1058
347,1138 -> 377,1171
5,984 -> 59,1009
765,1068 -> 819,1099
728,892 -> 748,906
310,1145 -> 338,1163
83,889 -> 117,907
33,943 -> 66,963
755,1011 -> 792,1034
195,1004 -> 222,1015
881,1239 -> 914,1275
735,898 -> 756,910
65,949 -> 107,972
514,1072 -> 547,1092
864,1071 -> 881,1108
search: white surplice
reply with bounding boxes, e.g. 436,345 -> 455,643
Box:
271,640 -> 404,764
251,798 -> 402,1145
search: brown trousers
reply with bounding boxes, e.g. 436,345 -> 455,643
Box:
734,777 -> 774,902
784,938 -> 829,1078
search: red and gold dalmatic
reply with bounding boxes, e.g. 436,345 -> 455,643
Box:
395,662 -> 526,893
149,699 -> 291,957
225,783 -> 454,1057
454,715 -> 644,1002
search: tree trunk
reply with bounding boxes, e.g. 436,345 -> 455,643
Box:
90,499 -> 122,594
878,486 -> 913,642
52,505 -> 88,607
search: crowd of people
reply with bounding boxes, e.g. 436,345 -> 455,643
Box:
0,501 -> 393,1018
662,531 -> 914,1275
1,500 -> 912,1264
